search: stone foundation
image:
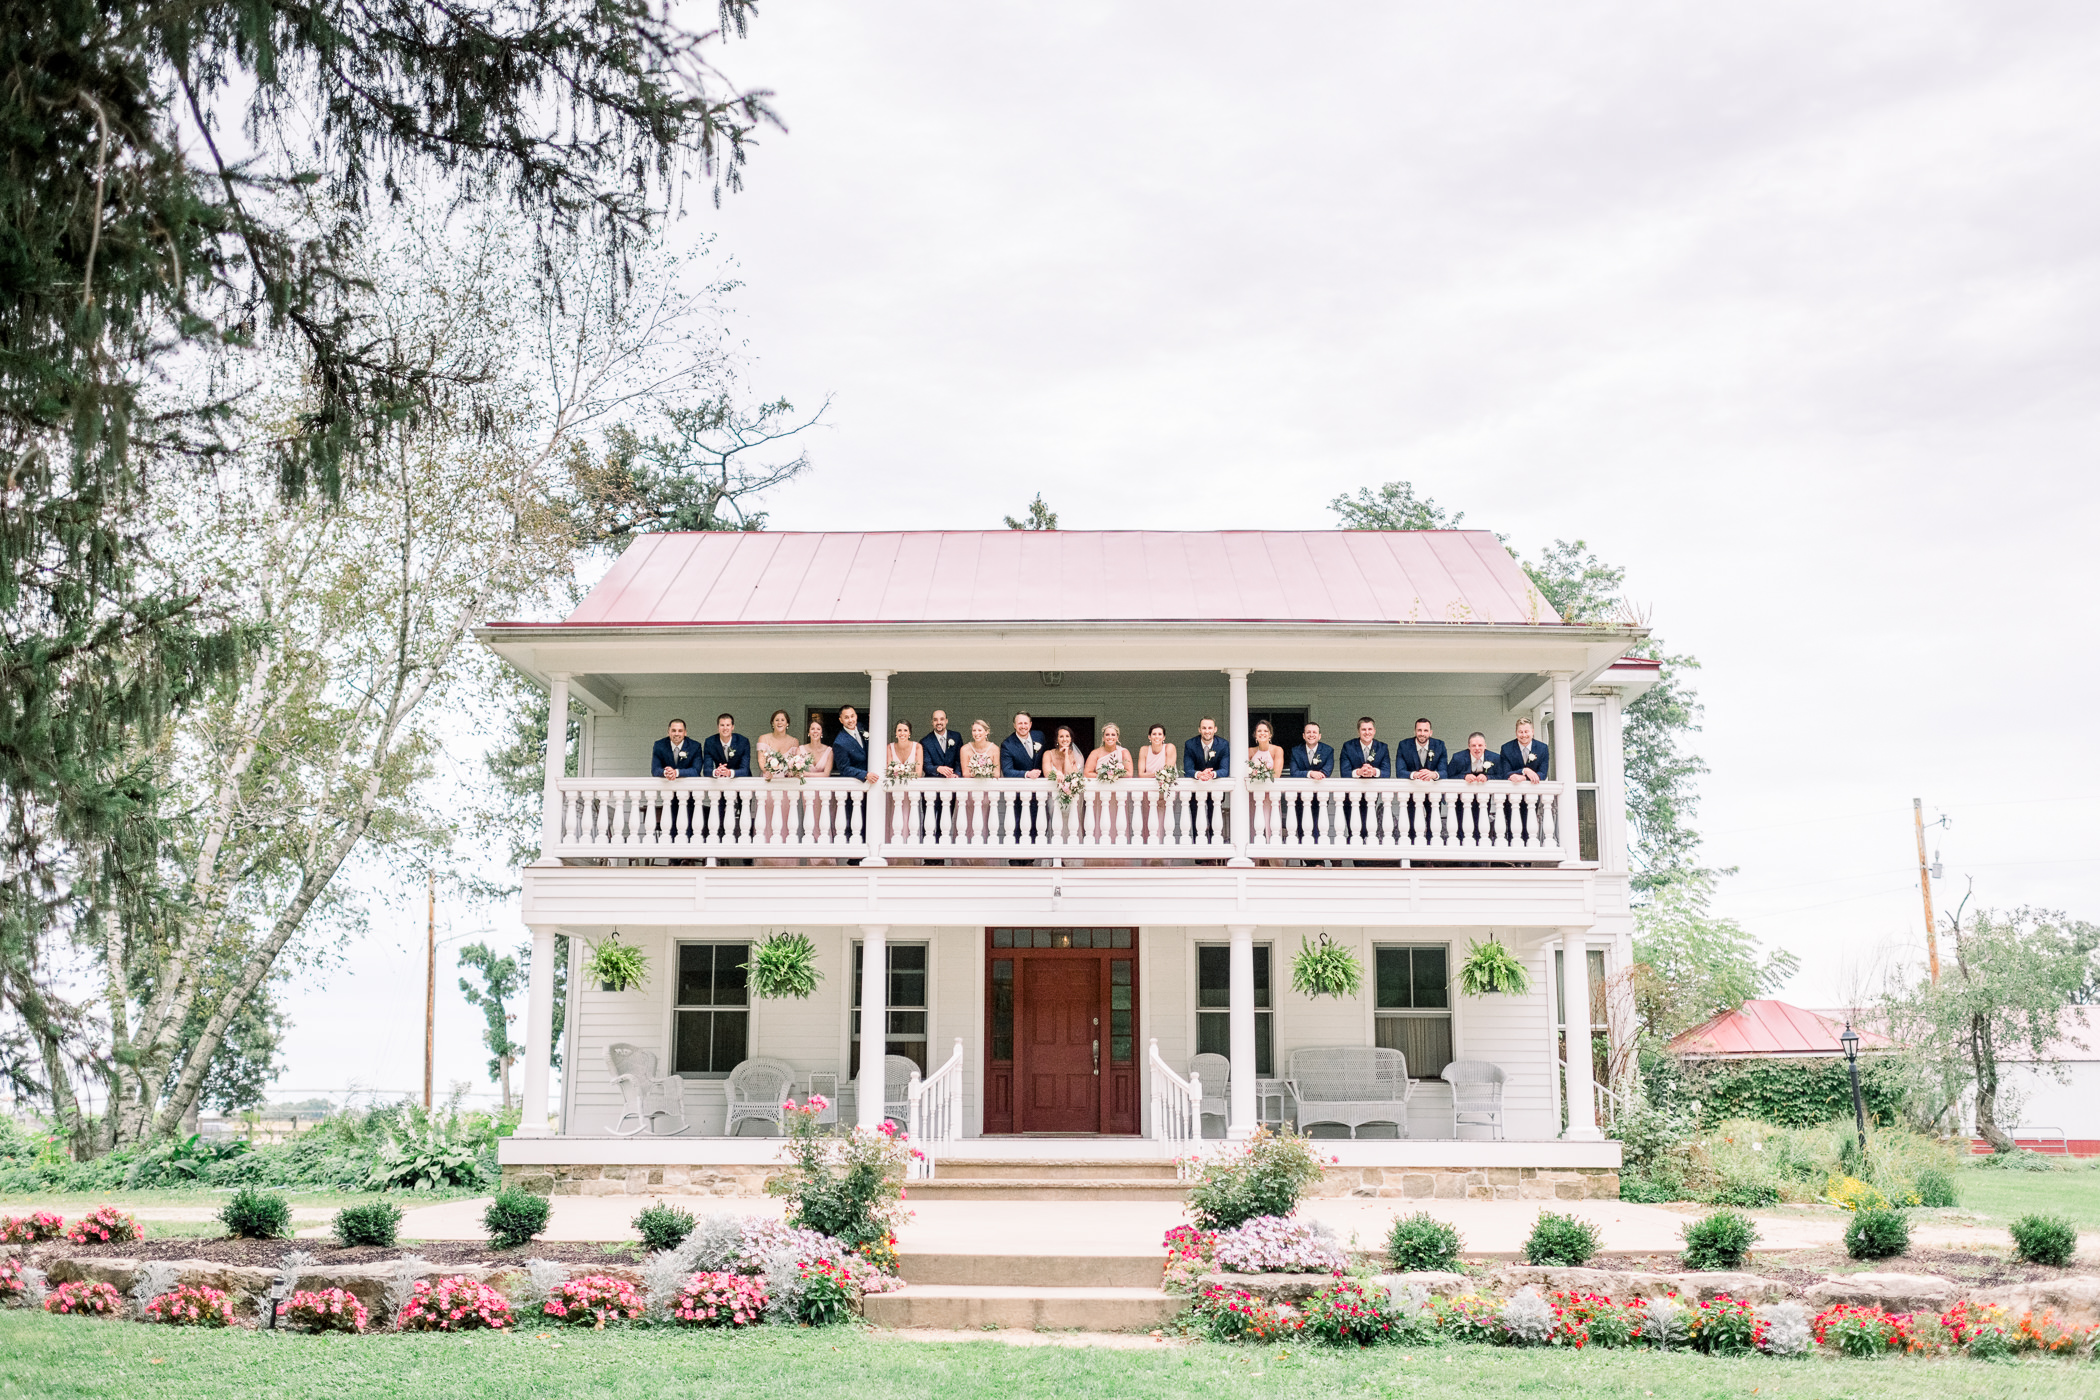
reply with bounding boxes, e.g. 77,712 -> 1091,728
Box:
502,1161 -> 782,1198
1310,1164 -> 1619,1202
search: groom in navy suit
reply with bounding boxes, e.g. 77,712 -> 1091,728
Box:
920,709 -> 962,851
1001,712 -> 1044,855
1337,717 -> 1391,846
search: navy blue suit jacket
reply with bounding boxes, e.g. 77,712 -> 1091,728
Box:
832,728 -> 869,781
1000,733 -> 1044,777
1499,739 -> 1550,781
1399,737 -> 1449,776
1287,742 -> 1333,777
701,733 -> 751,778
921,730 -> 962,777
1445,749 -> 1508,780
1338,738 -> 1391,779
650,737 -> 702,778
1182,735 -> 1229,777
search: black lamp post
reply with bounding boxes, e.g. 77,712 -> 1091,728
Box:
1841,1022 -> 1867,1155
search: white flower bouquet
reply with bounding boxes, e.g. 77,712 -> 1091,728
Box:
1094,753 -> 1128,784
762,748 -> 812,783
1049,767 -> 1089,810
883,759 -> 914,788
965,751 -> 999,779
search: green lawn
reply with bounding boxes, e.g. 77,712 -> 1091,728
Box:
0,1188 -> 470,1212
0,1314 -> 2092,1400
1959,1167 -> 2100,1229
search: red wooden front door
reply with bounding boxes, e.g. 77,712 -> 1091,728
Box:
1020,960 -> 1098,1133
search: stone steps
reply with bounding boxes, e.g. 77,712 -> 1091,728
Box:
929,1158 -> 1184,1182
862,1285 -> 1182,1332
908,1156 -> 1190,1202
900,1254 -> 1165,1288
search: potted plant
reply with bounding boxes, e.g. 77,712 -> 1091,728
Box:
1456,936 -> 1530,996
1290,932 -> 1362,999
584,932 -> 649,993
745,932 -> 822,1000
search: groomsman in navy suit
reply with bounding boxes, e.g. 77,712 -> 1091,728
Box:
1001,712 -> 1045,855
1398,717 -> 1448,841
1182,717 -> 1229,844
921,709 -> 962,852
831,705 -> 870,840
1338,717 -> 1391,847
1288,721 -> 1333,848
1499,719 -> 1550,842
1445,732 -> 1506,844
650,718 -> 701,841
700,713 -> 751,842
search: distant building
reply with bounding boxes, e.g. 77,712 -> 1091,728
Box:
1666,1000 -> 1889,1060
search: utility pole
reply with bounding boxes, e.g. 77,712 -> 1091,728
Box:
1913,798 -> 1939,986
424,870 -> 436,1108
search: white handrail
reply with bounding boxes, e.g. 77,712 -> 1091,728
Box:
547,776 -> 872,859
906,1037 -> 965,1180
1148,1038 -> 1201,1145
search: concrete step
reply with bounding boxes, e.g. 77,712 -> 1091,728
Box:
862,1285 -> 1184,1332
899,1254 -> 1166,1288
930,1158 -> 1184,1182
905,1178 -> 1189,1202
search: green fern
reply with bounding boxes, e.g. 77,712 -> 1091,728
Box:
746,932 -> 822,999
1290,933 -> 1363,999
583,935 -> 649,992
1457,938 -> 1530,996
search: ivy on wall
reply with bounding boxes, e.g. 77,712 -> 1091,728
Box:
1680,1057 -> 1908,1129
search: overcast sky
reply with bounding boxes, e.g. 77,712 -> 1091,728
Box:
273,1 -> 2100,1105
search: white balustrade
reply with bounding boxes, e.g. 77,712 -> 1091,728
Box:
1243,780 -> 1565,860
546,777 -> 871,859
906,1037 -> 965,1180
882,778 -> 1237,860
1148,1038 -> 1201,1145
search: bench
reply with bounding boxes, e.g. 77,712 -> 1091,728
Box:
1285,1045 -> 1412,1137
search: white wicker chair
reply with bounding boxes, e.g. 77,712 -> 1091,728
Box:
1191,1052 -> 1231,1139
882,1055 -> 920,1126
1441,1060 -> 1506,1140
1285,1045 -> 1412,1138
724,1057 -> 798,1136
607,1043 -> 688,1137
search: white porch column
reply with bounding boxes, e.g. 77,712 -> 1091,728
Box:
538,673 -> 571,860
1225,668 -> 1253,867
1560,929 -> 1602,1140
1227,924 -> 1257,1136
1549,671 -> 1578,858
516,924 -> 559,1136
864,670 -> 892,866
857,924 -> 889,1130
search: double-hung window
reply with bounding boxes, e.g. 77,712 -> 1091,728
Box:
852,942 -> 928,1074
1195,944 -> 1272,1076
672,943 -> 750,1076
1373,945 -> 1451,1078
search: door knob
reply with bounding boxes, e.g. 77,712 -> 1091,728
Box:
1092,1038 -> 1100,1075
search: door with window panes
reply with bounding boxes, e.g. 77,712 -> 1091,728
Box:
983,929 -> 1138,1134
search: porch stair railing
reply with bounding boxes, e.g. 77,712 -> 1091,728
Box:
906,1037 -> 965,1180
1148,1039 -> 1201,1147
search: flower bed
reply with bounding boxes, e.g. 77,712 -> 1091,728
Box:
44,1280 -> 125,1317
671,1272 -> 767,1327
0,1210 -> 63,1244
1211,1215 -> 1347,1274
65,1206 -> 143,1245
279,1288 -> 371,1334
143,1284 -> 236,1328
541,1274 -> 645,1328
394,1275 -> 514,1332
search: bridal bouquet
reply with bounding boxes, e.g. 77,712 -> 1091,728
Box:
762,748 -> 812,783
966,751 -> 999,779
884,759 -> 915,788
1094,753 -> 1128,784
1154,763 -> 1182,796
1247,753 -> 1277,787
1050,767 -> 1089,810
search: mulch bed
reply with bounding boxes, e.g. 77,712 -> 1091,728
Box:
26,1238 -> 645,1269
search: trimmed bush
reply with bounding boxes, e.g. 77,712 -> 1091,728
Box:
218,1188 -> 292,1240
1184,1128 -> 1328,1232
1843,1207 -> 1910,1261
332,1201 -> 402,1248
483,1187 -> 551,1249
634,1202 -> 696,1253
1523,1211 -> 1600,1267
1386,1212 -> 1463,1272
1911,1167 -> 1958,1208
2007,1213 -> 2077,1268
1681,1208 -> 1759,1271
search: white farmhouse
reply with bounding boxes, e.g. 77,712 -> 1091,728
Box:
478,529 -> 1655,1200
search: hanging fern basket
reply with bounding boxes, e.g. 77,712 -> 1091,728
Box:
1457,937 -> 1530,997
1289,933 -> 1363,999
584,932 -> 649,993
745,932 -> 823,1000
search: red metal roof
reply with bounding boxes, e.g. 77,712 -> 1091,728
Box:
1667,1000 -> 1892,1059
537,530 -> 1561,628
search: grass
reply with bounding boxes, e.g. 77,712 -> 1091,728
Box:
1959,1166 -> 2100,1230
0,1314 -> 2089,1400
0,1189 -> 472,1211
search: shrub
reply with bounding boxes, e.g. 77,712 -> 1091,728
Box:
333,1201 -> 402,1248
0,1210 -> 63,1243
1843,1207 -> 1910,1261
786,1257 -> 857,1326
365,1105 -> 490,1192
43,1280 -> 125,1316
219,1187 -> 292,1240
1212,1215 -> 1347,1273
1825,1174 -> 1889,1211
1618,1176 -> 1676,1204
143,1284 -> 236,1327
670,1271 -> 767,1327
64,1206 -> 142,1245
1680,1209 -> 1759,1271
1386,1212 -> 1463,1273
2008,1213 -> 2077,1267
279,1287 -> 370,1334
394,1275 -> 514,1331
1685,1294 -> 1758,1355
633,1203 -> 696,1254
1189,1283 -> 1300,1343
1522,1211 -> 1600,1267
765,1102 -> 913,1256
1705,1181 -> 1781,1208
1911,1167 -> 1958,1208
1301,1278 -> 1394,1347
483,1187 -> 551,1249
542,1274 -> 645,1327
1182,1128 -> 1328,1231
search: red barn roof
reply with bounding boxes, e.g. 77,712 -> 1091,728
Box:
1667,1000 -> 1892,1059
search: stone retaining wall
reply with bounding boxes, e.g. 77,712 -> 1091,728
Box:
1311,1164 -> 1619,1202
502,1161 -> 782,1198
